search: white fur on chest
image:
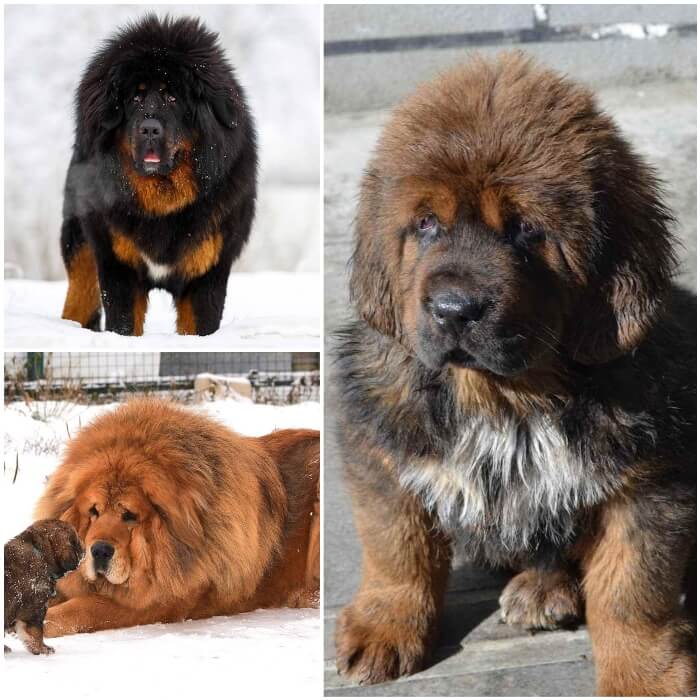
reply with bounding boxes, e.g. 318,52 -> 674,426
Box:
141,253 -> 172,281
398,413 -> 607,548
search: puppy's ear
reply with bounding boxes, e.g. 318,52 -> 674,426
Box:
350,170 -> 403,338
19,522 -> 63,577
565,133 -> 676,364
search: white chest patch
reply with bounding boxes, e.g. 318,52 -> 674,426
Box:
141,253 -> 172,281
398,413 -> 609,550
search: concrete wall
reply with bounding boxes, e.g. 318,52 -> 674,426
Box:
325,4 -> 697,112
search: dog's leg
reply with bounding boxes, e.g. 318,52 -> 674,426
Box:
15,620 -> 54,655
61,220 -> 102,331
175,247 -> 235,335
96,255 -> 148,336
582,494 -> 696,696
336,453 -> 451,685
499,564 -> 583,630
44,596 -> 180,636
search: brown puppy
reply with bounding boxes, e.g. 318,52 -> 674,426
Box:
335,52 -> 696,695
4,520 -> 83,654
34,399 -> 319,635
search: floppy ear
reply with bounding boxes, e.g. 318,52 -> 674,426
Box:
193,76 -> 240,131
76,71 -> 123,157
566,134 -> 676,364
210,92 -> 239,130
349,170 -> 403,338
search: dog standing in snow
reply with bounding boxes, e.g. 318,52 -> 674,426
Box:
5,520 -> 83,654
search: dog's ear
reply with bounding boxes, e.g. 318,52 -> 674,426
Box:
19,522 -> 64,577
76,70 -> 124,157
210,92 -> 239,130
565,133 -> 676,364
350,170 -> 404,338
193,78 -> 241,132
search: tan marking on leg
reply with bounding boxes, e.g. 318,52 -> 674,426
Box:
133,291 -> 148,336
176,297 -> 197,335
62,245 -> 101,327
15,620 -> 54,655
582,497 -> 696,696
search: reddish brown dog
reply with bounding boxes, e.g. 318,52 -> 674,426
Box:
34,399 -> 319,635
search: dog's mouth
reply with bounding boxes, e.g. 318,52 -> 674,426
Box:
138,147 -> 180,176
143,149 -> 160,162
444,348 -> 479,369
85,558 -> 129,585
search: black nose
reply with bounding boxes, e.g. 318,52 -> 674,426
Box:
139,118 -> 163,139
429,291 -> 486,328
91,541 -> 114,566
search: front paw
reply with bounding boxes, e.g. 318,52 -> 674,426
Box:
499,568 -> 582,631
32,642 -> 55,655
335,592 -> 435,685
43,606 -> 76,638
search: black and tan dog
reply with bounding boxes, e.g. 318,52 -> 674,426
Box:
335,53 -> 696,695
61,15 -> 257,336
5,520 -> 83,654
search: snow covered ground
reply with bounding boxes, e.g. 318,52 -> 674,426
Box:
4,272 -> 320,350
4,397 -> 322,696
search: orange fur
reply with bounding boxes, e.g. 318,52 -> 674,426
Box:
120,139 -> 198,216
62,245 -> 101,327
175,297 -> 197,335
132,292 -> 147,336
176,233 -> 223,279
111,232 -> 142,268
34,400 -> 320,636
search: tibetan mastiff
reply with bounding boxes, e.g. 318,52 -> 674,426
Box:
34,400 -> 319,635
4,520 -> 83,654
335,53 -> 696,696
61,15 -> 257,336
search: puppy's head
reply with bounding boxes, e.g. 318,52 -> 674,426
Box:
21,519 -> 84,579
351,52 -> 675,375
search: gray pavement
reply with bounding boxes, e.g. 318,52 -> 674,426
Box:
323,80 -> 696,696
325,4 -> 697,112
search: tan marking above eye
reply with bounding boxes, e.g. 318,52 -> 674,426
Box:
480,188 -> 504,233
137,83 -> 146,91
393,178 -> 458,230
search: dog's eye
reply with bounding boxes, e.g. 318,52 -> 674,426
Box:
417,213 -> 439,235
122,511 -> 137,523
167,94 -> 176,104
89,505 -> 99,518
508,219 -> 545,247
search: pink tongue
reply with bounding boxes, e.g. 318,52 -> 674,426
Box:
144,153 -> 160,163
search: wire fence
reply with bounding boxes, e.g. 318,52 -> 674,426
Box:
4,352 -> 320,405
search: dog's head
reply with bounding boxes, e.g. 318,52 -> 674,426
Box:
75,14 -> 252,197
351,53 -> 675,376
21,519 -> 84,579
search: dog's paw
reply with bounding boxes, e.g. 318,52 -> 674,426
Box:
499,568 -> 583,631
335,595 -> 432,685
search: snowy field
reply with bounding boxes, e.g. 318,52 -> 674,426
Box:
4,397 -> 322,696
5,272 -> 320,350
